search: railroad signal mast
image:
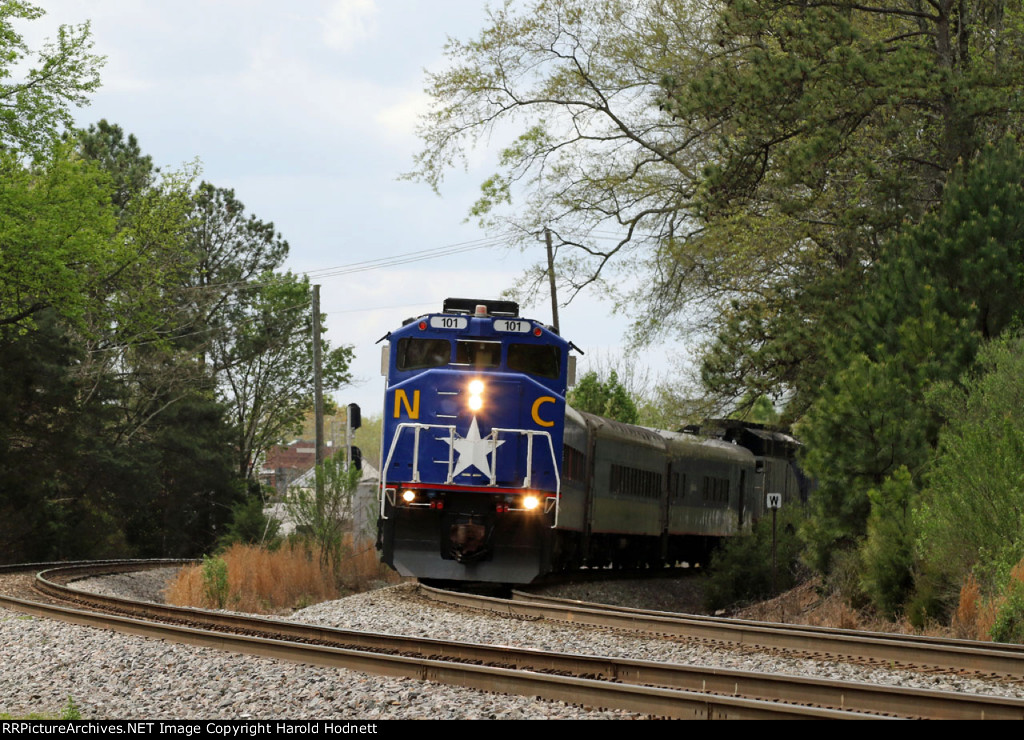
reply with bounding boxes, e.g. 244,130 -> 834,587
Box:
767,492 -> 782,593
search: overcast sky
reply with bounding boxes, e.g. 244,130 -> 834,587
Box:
27,0 -> 677,415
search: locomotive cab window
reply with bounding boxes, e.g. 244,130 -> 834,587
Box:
507,343 -> 560,378
396,338 -> 451,370
454,340 -> 501,368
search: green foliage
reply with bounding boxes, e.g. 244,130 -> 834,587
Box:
904,563 -> 949,631
801,138 -> 1024,574
567,369 -> 639,424
409,0 -> 1024,418
286,455 -> 361,572
859,468 -> 916,619
0,3 -> 354,565
76,119 -> 156,218
60,697 -> 82,721
0,2 -> 103,156
799,347 -> 943,572
823,547 -> 869,612
201,555 -> 230,609
730,394 -> 779,426
184,184 -> 354,479
916,332 -> 1024,592
990,581 -> 1024,645
704,505 -> 805,612
0,310 -> 89,560
219,493 -> 282,550
0,145 -> 117,331
635,378 -> 720,431
0,122 -> 350,563
0,695 -> 83,721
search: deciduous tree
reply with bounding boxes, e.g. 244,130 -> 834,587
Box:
409,0 -> 1024,415
0,147 -> 116,331
0,2 -> 103,156
568,369 -> 639,424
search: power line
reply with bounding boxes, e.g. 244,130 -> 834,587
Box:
177,234 -> 516,295
325,301 -> 436,316
302,235 -> 513,280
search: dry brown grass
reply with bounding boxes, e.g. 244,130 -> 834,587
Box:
736,576 -> 964,638
340,540 -> 401,590
165,538 -> 400,614
950,561 -> 1024,641
953,574 -> 983,639
1011,559 -> 1024,589
975,600 -> 1000,641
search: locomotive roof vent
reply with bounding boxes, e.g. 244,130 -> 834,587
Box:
443,297 -> 519,317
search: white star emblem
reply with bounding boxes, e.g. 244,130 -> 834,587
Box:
446,416 -> 505,478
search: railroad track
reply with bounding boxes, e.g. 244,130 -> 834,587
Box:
2,561 -> 1022,719
422,584 -> 1024,680
514,588 -> 1024,668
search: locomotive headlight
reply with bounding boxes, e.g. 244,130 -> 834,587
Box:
401,489 -> 416,503
522,494 -> 540,511
467,379 -> 485,412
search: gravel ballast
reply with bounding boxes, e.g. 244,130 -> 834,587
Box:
2,568 -> 1022,719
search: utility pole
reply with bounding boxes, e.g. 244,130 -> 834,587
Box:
544,227 -> 560,332
312,284 -> 324,497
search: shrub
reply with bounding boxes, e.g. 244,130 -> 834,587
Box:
286,457 -> 360,571
201,556 -> 229,609
61,697 -> 82,721
916,332 -> 1024,592
990,560 -> 1024,644
167,542 -> 342,613
218,494 -> 281,550
859,467 -> 916,619
704,504 -> 806,612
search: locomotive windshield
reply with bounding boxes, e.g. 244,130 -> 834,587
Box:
396,337 -> 450,370
395,336 -> 560,377
507,343 -> 560,378
454,340 -> 501,368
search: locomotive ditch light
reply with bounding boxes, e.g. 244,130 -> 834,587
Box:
401,489 -> 416,503
522,494 -> 540,511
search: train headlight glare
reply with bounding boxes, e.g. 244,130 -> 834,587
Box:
468,395 -> 483,411
401,489 -> 416,503
469,380 -> 485,395
523,495 -> 540,511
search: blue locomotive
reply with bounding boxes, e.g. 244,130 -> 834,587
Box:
377,298 -> 808,583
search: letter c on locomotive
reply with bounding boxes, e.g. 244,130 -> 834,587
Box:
531,396 -> 556,427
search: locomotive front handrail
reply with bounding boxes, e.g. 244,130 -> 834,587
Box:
380,421 -> 561,526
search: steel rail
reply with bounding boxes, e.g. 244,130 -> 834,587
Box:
10,562 -> 1022,719
0,585 -> 853,720
514,588 -> 1024,657
423,584 -> 1024,679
